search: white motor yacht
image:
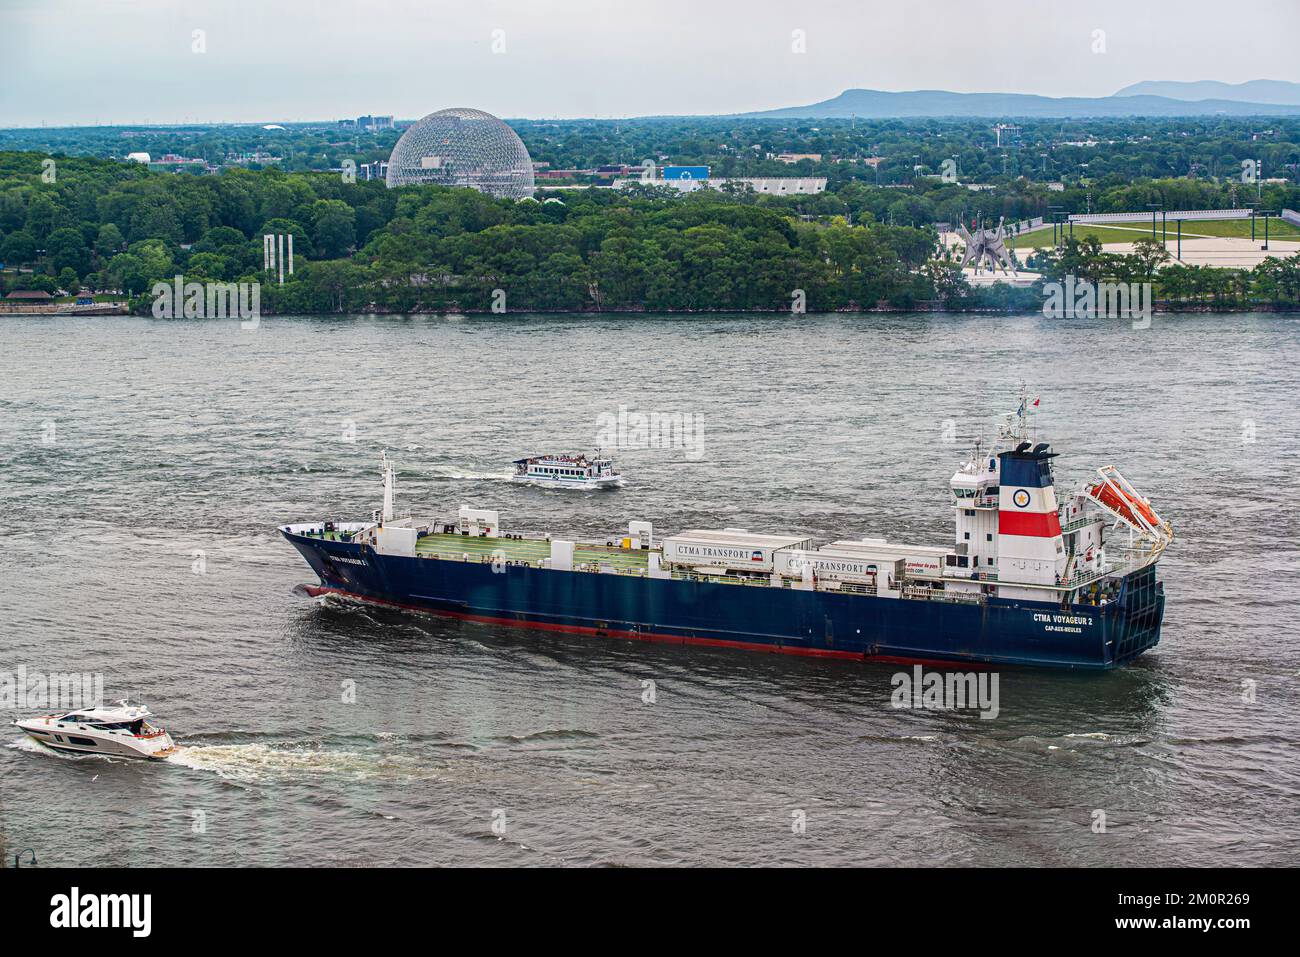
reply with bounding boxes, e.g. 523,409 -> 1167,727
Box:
13,701 -> 177,760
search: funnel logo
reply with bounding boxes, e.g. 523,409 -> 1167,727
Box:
1012,489 -> 1031,508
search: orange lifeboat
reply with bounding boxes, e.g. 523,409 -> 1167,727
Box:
1086,479 -> 1161,531
1083,465 -> 1172,548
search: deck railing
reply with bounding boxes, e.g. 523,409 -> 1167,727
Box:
331,530 -> 1157,605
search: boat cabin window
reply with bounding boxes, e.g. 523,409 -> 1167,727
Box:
96,721 -> 135,731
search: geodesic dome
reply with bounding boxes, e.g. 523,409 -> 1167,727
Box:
385,107 -> 535,199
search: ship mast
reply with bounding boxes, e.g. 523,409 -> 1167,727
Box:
996,383 -> 1035,448
381,450 -> 395,524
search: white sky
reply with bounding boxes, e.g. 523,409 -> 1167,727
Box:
2,0 -> 1297,126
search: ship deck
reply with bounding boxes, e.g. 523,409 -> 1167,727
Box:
298,528 -> 1138,606
416,532 -> 653,572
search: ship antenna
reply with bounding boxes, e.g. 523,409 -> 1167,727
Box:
1016,382 -> 1030,444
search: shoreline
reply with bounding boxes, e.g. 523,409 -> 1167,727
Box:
5,303 -> 1300,318
138,303 -> 1300,317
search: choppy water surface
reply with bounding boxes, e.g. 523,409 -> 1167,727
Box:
1,312 -> 1297,866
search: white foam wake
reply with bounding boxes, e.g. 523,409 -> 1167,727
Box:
8,735 -> 108,761
165,743 -> 445,784
429,465 -> 513,481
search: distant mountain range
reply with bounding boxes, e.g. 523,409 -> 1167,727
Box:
740,86 -> 1300,119
1114,79 -> 1300,105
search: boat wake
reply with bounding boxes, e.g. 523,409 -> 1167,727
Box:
429,464 -> 513,481
7,736 -> 127,763
9,736 -> 80,759
164,742 -> 450,784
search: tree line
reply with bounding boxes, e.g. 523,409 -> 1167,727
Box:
2,149 -> 1299,313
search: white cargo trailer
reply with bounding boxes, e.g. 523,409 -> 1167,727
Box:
662,529 -> 812,572
774,548 -> 886,584
825,540 -> 951,580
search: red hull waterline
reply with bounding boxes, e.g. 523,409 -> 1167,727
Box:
300,584 -> 990,669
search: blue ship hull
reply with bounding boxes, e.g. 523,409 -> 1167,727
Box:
282,531 -> 1165,669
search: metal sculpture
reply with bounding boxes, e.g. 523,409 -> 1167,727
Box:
956,217 -> 1016,274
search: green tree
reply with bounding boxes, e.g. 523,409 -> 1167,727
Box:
1,229 -> 36,264
95,223 -> 126,256
48,227 -> 92,278
1129,236 -> 1171,281
310,200 -> 357,259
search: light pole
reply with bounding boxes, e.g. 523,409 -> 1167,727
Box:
14,848 -> 37,868
1258,209 -> 1274,251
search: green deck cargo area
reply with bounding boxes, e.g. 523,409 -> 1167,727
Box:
415,531 -> 653,571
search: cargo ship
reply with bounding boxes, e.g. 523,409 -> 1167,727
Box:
281,397 -> 1172,669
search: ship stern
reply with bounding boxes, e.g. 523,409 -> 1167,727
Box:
1107,564 -> 1166,665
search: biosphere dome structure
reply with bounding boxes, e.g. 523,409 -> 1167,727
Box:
385,107 -> 535,199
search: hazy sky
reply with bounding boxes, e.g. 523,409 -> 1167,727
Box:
2,0 -> 1298,126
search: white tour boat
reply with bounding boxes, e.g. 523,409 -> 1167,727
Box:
511,452 -> 623,489
13,701 -> 178,760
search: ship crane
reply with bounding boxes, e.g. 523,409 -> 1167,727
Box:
1083,465 -> 1173,556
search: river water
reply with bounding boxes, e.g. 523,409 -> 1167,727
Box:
1,312 -> 1297,866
